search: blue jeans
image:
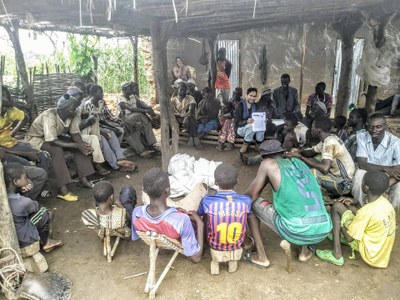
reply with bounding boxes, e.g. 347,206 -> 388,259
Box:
237,123 -> 265,143
100,131 -> 126,169
197,119 -> 218,134
119,185 -> 137,225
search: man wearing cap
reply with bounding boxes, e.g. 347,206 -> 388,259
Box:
25,94 -> 95,201
187,79 -> 203,106
117,82 -> 158,158
272,74 -> 300,119
257,87 -> 277,137
196,87 -> 221,143
171,81 -> 199,147
244,139 -> 332,268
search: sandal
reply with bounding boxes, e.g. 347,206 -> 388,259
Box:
77,181 -> 94,189
43,239 -> 64,253
315,249 -> 344,266
57,193 -> 79,202
40,190 -> 54,199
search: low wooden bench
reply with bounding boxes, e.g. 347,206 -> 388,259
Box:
179,130 -> 275,149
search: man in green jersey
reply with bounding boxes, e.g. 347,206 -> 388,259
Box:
244,140 -> 332,268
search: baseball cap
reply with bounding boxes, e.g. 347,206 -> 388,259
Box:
259,139 -> 285,157
261,86 -> 272,96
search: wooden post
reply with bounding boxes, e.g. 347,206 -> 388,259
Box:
0,162 -> 20,252
0,55 -> 4,113
332,15 -> 362,117
207,36 -> 217,94
4,20 -> 34,106
129,35 -> 139,82
150,21 -> 178,171
364,14 -> 392,114
299,23 -> 308,106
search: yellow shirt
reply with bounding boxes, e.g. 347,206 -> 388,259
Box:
0,107 -> 25,148
347,196 -> 396,268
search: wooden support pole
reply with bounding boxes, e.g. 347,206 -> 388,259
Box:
130,35 -> 139,83
299,23 -> 308,106
4,20 -> 34,107
0,161 -> 20,252
207,36 -> 217,94
150,21 -> 178,171
332,15 -> 362,117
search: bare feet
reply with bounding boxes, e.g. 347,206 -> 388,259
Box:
298,246 -> 313,262
43,239 -> 63,253
117,160 -> 137,170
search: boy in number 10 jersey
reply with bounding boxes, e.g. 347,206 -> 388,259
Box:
197,163 -> 252,251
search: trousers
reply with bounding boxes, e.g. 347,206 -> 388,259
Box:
41,142 -> 94,188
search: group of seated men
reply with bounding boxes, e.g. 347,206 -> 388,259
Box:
1,81 -> 160,202
132,73 -> 398,270
2,74 -> 398,272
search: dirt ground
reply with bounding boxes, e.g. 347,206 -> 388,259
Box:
6,142 -> 400,300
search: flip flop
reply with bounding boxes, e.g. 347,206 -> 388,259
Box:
40,190 -> 54,199
43,240 -> 64,253
57,193 -> 79,202
315,249 -> 344,266
241,250 -> 270,269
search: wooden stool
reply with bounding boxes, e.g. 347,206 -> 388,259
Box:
82,207 -> 131,262
20,241 -> 48,273
137,231 -> 183,299
210,248 -> 243,275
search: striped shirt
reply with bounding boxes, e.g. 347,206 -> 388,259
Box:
131,205 -> 200,257
197,192 -> 251,251
82,98 -> 115,122
356,130 -> 400,166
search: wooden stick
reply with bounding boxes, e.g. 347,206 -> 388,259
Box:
150,250 -> 180,299
123,271 -> 147,280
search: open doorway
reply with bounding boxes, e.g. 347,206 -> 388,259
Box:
332,38 -> 365,110
217,40 -> 240,98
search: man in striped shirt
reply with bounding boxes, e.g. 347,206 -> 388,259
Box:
132,168 -> 204,263
352,113 -> 400,208
197,163 -> 252,251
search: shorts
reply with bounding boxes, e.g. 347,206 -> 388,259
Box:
312,169 -> 352,196
251,198 -> 279,235
340,210 -> 359,252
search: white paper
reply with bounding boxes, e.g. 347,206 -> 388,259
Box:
252,112 -> 266,131
272,119 -> 284,126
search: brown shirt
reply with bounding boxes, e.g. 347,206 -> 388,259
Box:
171,95 -> 196,115
25,108 -> 80,150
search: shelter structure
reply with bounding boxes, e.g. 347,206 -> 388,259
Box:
1,0 -> 398,170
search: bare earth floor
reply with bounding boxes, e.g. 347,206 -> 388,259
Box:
5,143 -> 400,300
